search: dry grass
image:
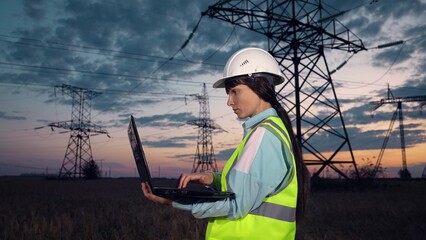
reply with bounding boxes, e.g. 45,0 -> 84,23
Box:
0,177 -> 206,240
0,177 -> 425,240
298,179 -> 426,240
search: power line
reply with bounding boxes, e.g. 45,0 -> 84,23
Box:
200,26 -> 237,62
318,0 -> 379,23
0,61 -> 207,86
0,34 -> 223,69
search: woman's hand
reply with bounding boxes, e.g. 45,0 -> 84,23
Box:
141,182 -> 172,206
178,172 -> 214,188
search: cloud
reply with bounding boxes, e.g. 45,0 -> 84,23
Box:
215,148 -> 235,162
143,135 -> 197,148
173,146 -> 234,162
133,112 -> 197,128
2,1 -> 225,118
372,43 -> 414,67
0,111 -> 26,120
23,0 -> 47,21
295,94 -> 426,153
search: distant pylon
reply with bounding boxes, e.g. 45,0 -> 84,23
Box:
186,83 -> 220,173
49,84 -> 109,178
370,86 -> 426,179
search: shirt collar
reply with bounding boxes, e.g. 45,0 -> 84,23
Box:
242,108 -> 278,136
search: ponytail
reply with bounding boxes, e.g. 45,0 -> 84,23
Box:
270,98 -> 310,223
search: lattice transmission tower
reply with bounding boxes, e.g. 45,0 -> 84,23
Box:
203,0 -> 368,179
49,84 -> 109,178
186,83 -> 220,173
370,86 -> 426,179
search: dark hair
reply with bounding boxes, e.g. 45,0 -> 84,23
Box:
225,76 -> 310,223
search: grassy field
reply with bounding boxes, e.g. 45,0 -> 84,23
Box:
0,177 -> 425,240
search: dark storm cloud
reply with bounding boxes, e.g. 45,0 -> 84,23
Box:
347,124 -> 426,151
296,93 -> 426,153
345,15 -> 381,39
23,0 -> 47,21
0,111 -> 26,120
34,1 -> 243,116
339,0 -> 425,34
3,1 -> 234,114
371,2 -> 424,66
56,0 -> 229,71
302,122 -> 425,153
324,0 -> 425,67
6,27 -> 53,63
372,0 -> 425,19
372,43 -> 414,68
377,79 -> 426,99
404,25 -> 426,51
215,148 -> 235,162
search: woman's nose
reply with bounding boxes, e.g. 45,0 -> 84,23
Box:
227,95 -> 233,106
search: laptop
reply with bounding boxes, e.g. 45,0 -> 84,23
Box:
127,115 -> 234,201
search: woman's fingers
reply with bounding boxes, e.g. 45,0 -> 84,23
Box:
141,182 -> 172,205
178,174 -> 193,188
141,182 -> 152,195
178,172 -> 214,188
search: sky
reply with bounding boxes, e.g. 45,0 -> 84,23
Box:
0,0 -> 425,178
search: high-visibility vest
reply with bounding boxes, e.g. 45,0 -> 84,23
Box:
206,116 -> 298,240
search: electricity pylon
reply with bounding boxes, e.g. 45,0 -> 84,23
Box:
203,0 -> 367,179
370,87 -> 426,179
49,84 -> 109,178
186,83 -> 220,172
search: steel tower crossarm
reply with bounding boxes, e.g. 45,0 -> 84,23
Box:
373,95 -> 426,108
202,0 -> 366,53
48,120 -> 109,135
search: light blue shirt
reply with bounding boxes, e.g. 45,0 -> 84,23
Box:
172,108 -> 293,219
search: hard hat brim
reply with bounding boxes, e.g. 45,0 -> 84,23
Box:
212,78 -> 227,88
212,73 -> 284,88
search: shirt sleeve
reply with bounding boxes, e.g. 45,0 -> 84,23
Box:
172,127 -> 292,219
210,172 -> 222,190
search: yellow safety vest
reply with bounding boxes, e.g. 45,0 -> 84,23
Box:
206,116 -> 298,240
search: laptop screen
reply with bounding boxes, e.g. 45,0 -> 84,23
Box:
127,115 -> 153,188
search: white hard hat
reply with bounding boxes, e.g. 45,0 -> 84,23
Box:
213,47 -> 284,88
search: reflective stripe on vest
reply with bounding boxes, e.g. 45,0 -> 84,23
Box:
250,201 -> 296,222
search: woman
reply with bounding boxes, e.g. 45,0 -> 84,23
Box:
142,47 -> 309,239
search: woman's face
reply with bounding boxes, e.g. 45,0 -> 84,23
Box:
226,84 -> 271,119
